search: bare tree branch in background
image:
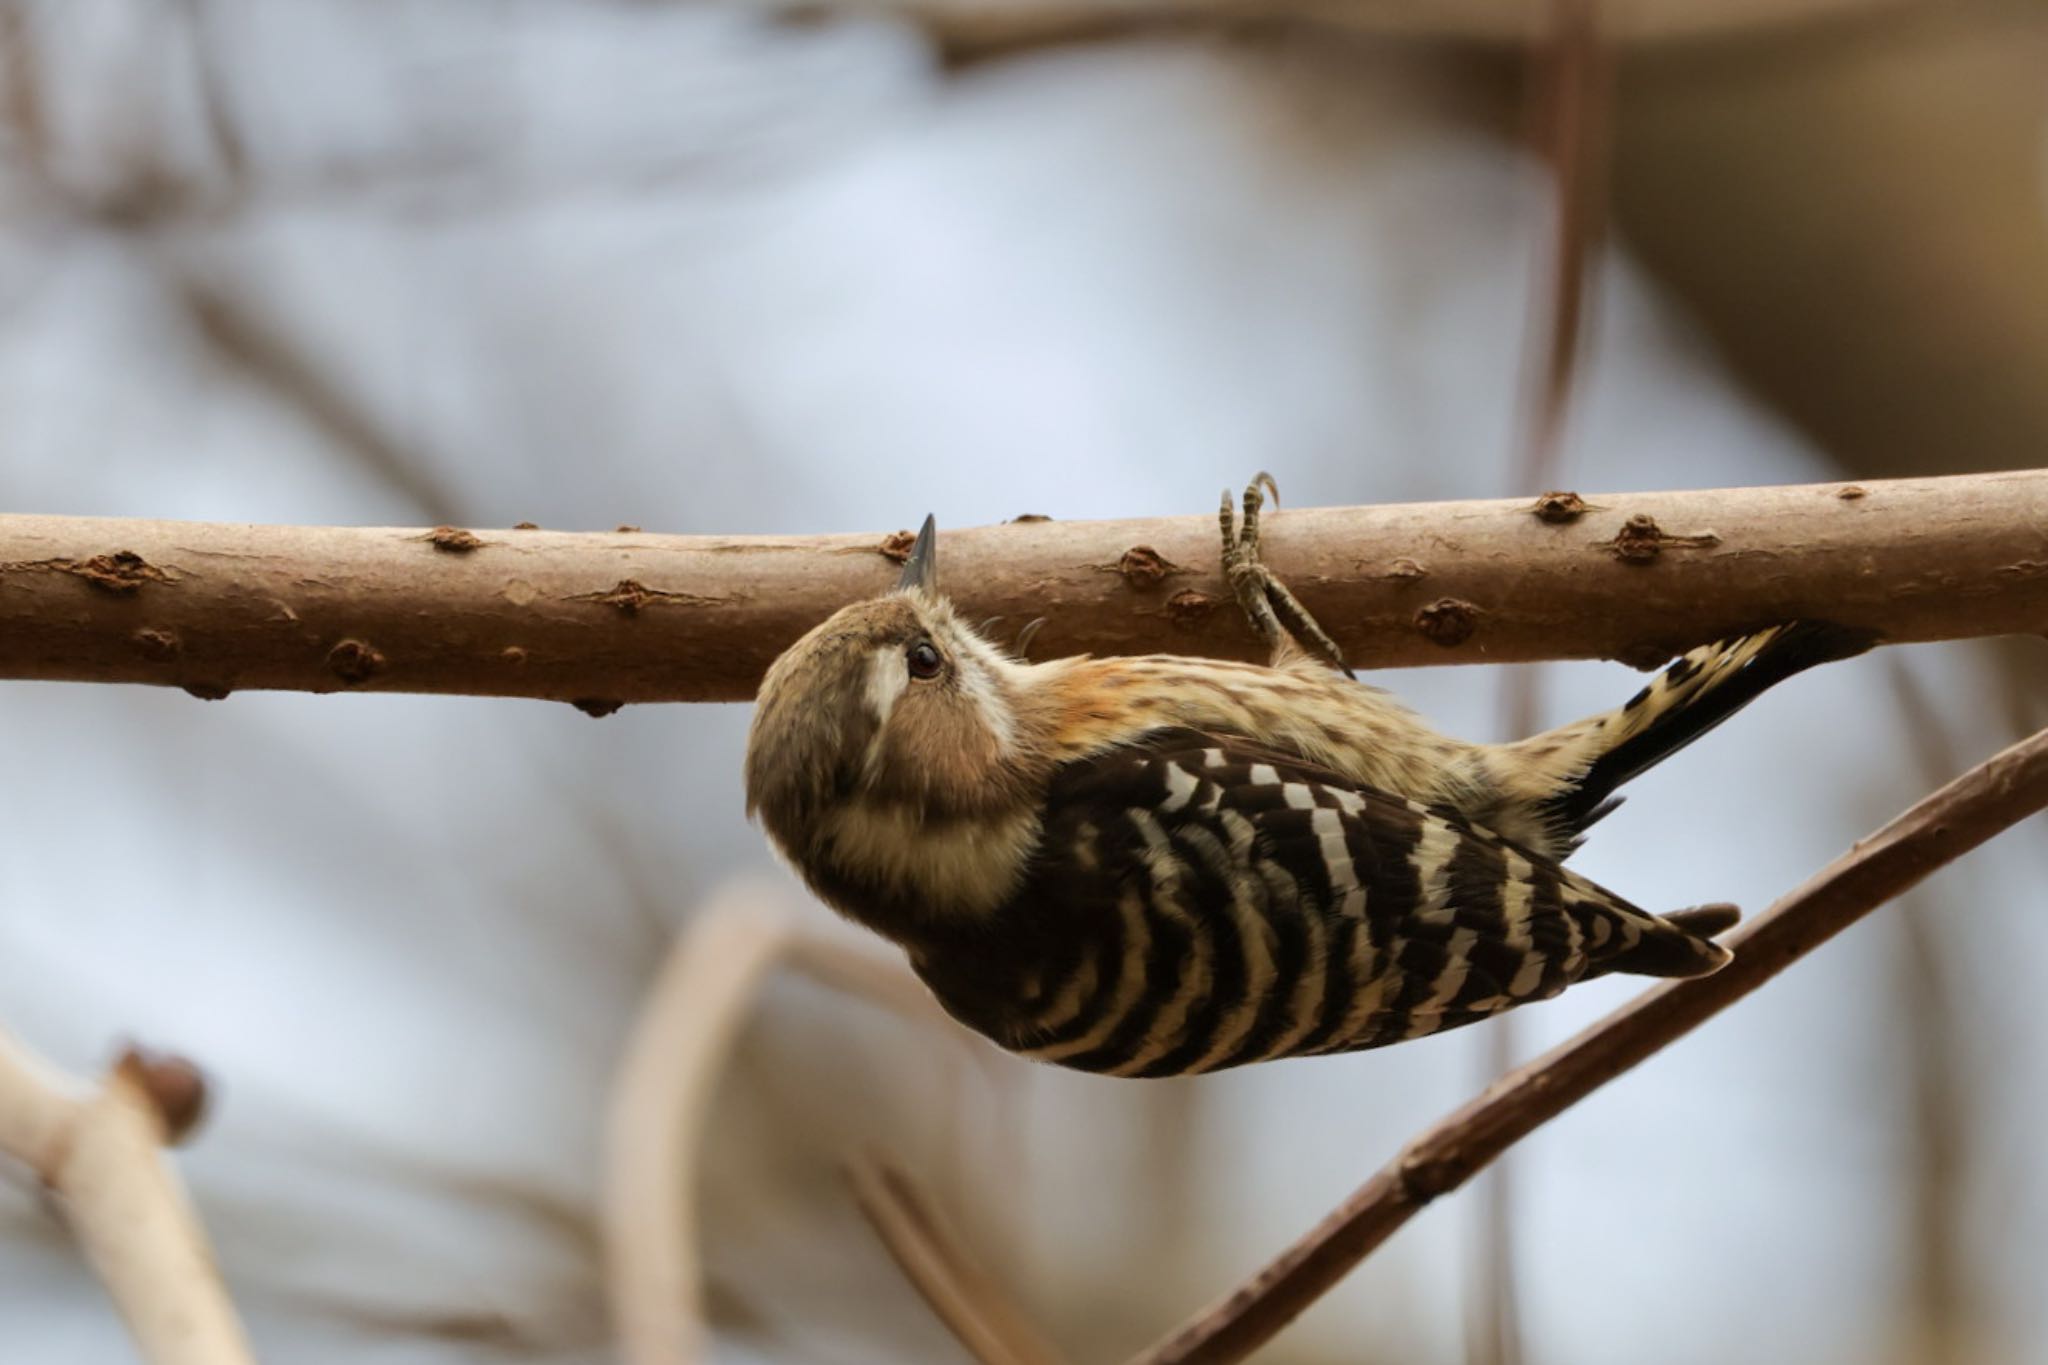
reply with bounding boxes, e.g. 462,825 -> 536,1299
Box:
603,881 -> 971,1365
1886,659 -> 1986,1365
175,279 -> 467,526
1470,5 -> 1615,1358
830,0 -> 1902,66
0,470 -> 2041,706
0,5 -> 51,180
3,3 -> 460,526
0,1033 -> 251,1365
174,0 -> 248,195
1516,0 -> 1611,494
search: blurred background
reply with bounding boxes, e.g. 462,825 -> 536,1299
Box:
1,1 -> 2045,1362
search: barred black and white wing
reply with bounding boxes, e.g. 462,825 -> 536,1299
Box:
957,732 -> 1732,1079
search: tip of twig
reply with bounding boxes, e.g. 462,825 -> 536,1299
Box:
113,1045 -> 210,1145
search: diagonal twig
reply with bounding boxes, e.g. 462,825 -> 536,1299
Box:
846,1156 -> 1073,1365
175,279 -> 466,525
1126,723 -> 2048,1365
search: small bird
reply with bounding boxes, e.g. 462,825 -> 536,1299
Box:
744,477 -> 1872,1078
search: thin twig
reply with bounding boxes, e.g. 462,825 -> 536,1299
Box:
603,886 -> 794,1365
601,882 -> 974,1365
1515,0 -> 1612,490
0,1033 -> 252,1365
838,0 -> 1878,64
845,1157 -> 1073,1365
1886,657 -> 1982,1362
1128,723 -> 2048,1365
0,471 -> 2042,704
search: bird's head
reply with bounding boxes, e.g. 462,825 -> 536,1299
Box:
744,518 -> 1046,919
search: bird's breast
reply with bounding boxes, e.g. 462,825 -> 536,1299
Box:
814,800 -> 1042,925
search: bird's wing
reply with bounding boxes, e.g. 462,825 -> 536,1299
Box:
1014,729 -> 1728,1076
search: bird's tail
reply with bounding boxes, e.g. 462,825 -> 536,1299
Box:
1588,902 -> 1740,979
1505,621 -> 1876,848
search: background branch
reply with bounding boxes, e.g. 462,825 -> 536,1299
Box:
1128,722 -> 2048,1365
846,1157 -> 1073,1365
0,470 -> 2041,706
602,881 -> 971,1365
1469,5 -> 1615,1356
819,0 -> 1901,65
0,1033 -> 250,1365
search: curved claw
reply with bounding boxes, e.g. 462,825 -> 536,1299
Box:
1014,617 -> 1047,659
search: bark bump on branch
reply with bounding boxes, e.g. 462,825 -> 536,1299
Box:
0,470 -> 2041,706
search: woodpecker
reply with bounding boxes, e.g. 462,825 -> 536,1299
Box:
744,478 -> 1873,1077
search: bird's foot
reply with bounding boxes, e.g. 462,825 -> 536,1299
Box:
1219,472 -> 1351,676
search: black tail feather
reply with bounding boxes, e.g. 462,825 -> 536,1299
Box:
1540,621 -> 1876,840
1582,901 -> 1737,979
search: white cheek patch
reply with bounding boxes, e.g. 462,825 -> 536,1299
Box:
950,637 -> 1019,755
863,645 -> 908,723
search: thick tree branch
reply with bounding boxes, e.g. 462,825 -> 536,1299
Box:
0,470 -> 2041,705
1129,722 -> 2048,1365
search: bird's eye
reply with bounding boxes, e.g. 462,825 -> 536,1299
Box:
907,641 -> 944,680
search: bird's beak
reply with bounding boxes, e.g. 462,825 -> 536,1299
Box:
896,514 -> 939,595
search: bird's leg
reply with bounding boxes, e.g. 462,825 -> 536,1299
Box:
1220,472 -> 1353,677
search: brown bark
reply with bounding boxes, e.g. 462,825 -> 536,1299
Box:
1126,722 -> 2048,1365
0,470 -> 2041,706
